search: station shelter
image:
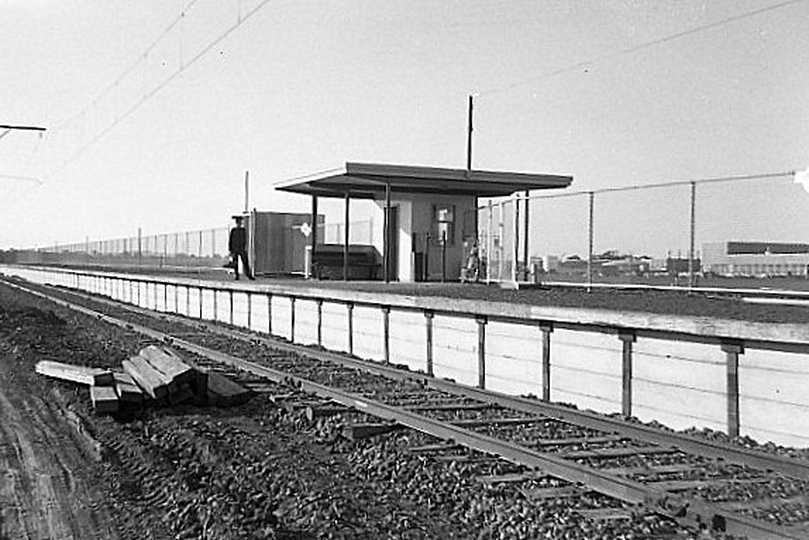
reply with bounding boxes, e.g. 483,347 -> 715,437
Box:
274,162 -> 572,282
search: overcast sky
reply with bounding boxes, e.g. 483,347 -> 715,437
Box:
1,0 -> 807,254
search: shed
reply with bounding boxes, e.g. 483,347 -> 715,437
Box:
274,162 -> 572,282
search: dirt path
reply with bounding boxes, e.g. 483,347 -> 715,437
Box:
0,341 -> 117,539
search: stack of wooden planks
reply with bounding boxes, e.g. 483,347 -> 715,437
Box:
35,345 -> 251,414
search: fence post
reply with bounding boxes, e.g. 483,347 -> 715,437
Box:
688,181 -> 697,290
619,332 -> 636,417
540,323 -> 553,401
722,341 -> 744,439
523,190 -> 530,280
198,287 -> 204,319
229,290 -> 234,325
477,316 -> 487,389
424,310 -> 434,376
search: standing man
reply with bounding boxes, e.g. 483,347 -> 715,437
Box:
228,215 -> 254,280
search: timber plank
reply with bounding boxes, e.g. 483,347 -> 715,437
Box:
123,356 -> 168,400
139,345 -> 195,390
35,361 -> 113,386
91,385 -> 119,414
113,372 -> 144,405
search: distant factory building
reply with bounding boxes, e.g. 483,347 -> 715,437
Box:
703,241 -> 809,277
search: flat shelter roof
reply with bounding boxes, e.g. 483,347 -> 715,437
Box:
274,162 -> 573,199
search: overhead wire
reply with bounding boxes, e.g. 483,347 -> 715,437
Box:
48,0 -> 275,178
478,0 -> 809,96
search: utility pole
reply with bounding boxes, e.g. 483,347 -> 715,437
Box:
244,170 -> 250,214
466,95 -> 474,171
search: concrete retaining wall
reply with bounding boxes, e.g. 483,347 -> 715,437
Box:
4,265 -> 809,448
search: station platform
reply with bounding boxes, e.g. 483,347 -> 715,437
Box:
3,263 -> 809,448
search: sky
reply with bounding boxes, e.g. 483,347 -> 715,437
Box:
1,0 -> 808,255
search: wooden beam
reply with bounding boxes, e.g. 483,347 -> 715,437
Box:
35,360 -> 113,386
90,385 -> 119,414
138,345 -> 195,391
112,372 -> 144,404
123,356 -> 168,400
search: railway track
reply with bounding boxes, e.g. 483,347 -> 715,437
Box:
4,276 -> 809,539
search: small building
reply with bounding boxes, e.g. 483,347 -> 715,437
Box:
702,241 -> 809,277
243,211 -> 324,275
275,162 -> 572,282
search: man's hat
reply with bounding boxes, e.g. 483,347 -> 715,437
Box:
232,215 -> 245,221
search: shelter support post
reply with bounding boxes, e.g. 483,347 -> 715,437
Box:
344,191 -> 351,281
311,195 -> 319,278
384,181 -> 391,283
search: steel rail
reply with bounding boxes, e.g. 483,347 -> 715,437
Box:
2,278 -> 806,539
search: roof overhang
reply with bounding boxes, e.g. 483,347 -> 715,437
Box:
274,162 -> 573,199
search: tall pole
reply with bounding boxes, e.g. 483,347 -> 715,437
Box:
466,95 -> 474,171
587,192 -> 595,292
688,181 -> 696,290
244,170 -> 250,214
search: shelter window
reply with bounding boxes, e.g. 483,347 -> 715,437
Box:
433,204 -> 456,245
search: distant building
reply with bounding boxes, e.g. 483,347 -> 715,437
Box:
703,241 -> 809,277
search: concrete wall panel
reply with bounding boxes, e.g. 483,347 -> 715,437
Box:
633,338 -> 726,430
232,292 -> 250,329
486,321 -> 543,396
550,329 -> 622,413
249,293 -> 270,333
295,299 -> 319,346
741,349 -> 809,447
353,305 -> 384,362
321,302 -> 349,353
389,310 -> 426,372
271,295 -> 292,341
432,315 -> 478,387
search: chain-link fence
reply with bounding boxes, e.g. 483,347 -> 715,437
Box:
9,216 -> 378,274
15,226 -> 231,272
474,171 -> 809,290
